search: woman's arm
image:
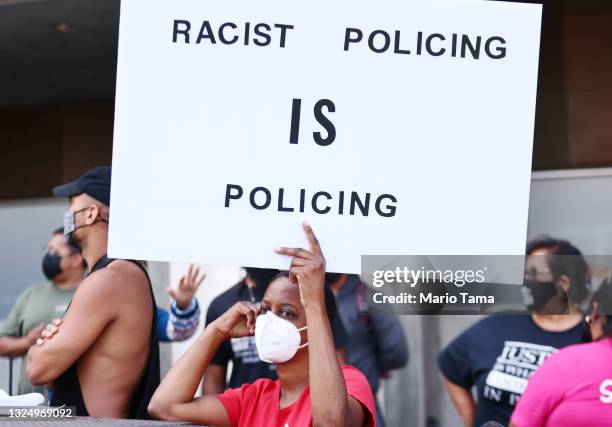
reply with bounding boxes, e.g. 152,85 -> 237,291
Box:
148,301 -> 260,425
277,223 -> 366,427
203,364 -> 228,395
443,378 -> 475,427
306,302 -> 366,427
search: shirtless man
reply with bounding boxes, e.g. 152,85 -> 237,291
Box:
27,166 -> 159,419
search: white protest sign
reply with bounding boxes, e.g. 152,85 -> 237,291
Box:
109,0 -> 542,273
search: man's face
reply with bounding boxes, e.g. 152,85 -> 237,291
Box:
66,193 -> 98,244
68,193 -> 92,215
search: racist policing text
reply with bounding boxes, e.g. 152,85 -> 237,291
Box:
171,20 -> 508,60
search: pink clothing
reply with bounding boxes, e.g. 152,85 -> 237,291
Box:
511,338 -> 612,427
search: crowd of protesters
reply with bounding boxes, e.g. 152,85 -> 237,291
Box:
0,165 -> 611,427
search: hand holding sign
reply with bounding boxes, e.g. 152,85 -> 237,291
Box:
275,222 -> 326,309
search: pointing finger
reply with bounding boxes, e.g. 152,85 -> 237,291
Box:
303,222 -> 322,256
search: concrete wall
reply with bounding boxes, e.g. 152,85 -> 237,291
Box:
0,198 -> 66,318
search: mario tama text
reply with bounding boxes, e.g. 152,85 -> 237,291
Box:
360,264 -> 513,315
371,266 -> 494,305
373,291 -> 495,306
171,20 -> 508,60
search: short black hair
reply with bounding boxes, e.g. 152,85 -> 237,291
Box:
526,236 -> 590,304
245,267 -> 280,287
270,271 -> 335,324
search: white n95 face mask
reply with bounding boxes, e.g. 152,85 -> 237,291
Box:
255,311 -> 307,364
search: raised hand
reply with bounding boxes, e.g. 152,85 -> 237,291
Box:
168,264 -> 206,310
274,222 -> 326,309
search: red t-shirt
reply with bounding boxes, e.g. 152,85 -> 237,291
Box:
215,365 -> 376,427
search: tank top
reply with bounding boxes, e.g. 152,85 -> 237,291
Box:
50,255 -> 160,419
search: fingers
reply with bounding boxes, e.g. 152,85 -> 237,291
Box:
181,264 -> 204,290
37,319 -> 62,345
303,222 -> 322,256
237,301 -> 260,334
190,265 -> 200,285
274,223 -> 323,260
196,272 -> 206,288
289,257 -> 308,281
41,323 -> 60,339
290,257 -> 308,267
288,266 -> 306,285
274,247 -> 314,259
166,287 -> 178,300
186,264 -> 194,282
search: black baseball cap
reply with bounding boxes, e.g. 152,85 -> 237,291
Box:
53,166 -> 112,206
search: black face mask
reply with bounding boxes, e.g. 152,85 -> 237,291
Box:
522,279 -> 558,312
42,253 -> 63,281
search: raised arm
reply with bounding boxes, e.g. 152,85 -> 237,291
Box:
276,223 -> 367,427
26,270 -> 118,385
147,300 -> 260,426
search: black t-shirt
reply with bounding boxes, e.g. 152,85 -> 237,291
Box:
206,280 -> 349,389
438,314 -> 586,427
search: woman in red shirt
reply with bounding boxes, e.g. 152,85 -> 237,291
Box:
148,223 -> 376,427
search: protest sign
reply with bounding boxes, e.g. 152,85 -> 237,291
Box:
109,0 -> 542,273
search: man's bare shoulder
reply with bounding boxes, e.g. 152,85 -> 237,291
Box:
79,260 -> 149,299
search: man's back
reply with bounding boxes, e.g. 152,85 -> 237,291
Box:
28,258 -> 158,418
75,260 -> 154,417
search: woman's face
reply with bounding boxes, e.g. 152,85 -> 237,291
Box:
255,277 -> 308,366
260,276 -> 308,341
524,248 -> 554,282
